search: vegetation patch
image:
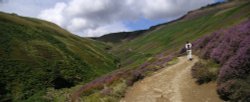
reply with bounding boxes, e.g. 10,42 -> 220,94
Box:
191,59 -> 220,84
0,12 -> 118,101
193,18 -> 250,101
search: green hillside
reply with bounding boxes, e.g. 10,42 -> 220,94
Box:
112,1 -> 250,69
92,30 -> 146,43
1,0 -> 250,101
70,1 -> 250,101
0,12 -> 119,101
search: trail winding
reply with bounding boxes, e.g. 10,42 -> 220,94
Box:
120,56 -> 222,102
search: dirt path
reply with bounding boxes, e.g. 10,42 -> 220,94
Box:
120,56 -> 222,102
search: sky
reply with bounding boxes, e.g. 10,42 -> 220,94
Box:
0,0 -> 224,37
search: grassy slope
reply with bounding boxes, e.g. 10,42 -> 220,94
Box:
112,1 -> 250,70
92,30 -> 146,43
72,1 -> 250,101
0,12 -> 118,101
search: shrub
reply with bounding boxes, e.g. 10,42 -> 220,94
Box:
191,60 -> 220,84
126,69 -> 145,86
217,36 -> 250,101
193,20 -> 250,101
217,79 -> 250,101
218,36 -> 250,83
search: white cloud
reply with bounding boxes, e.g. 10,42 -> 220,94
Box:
141,0 -> 172,19
0,0 -> 216,37
67,18 -> 88,32
38,2 -> 66,26
139,0 -> 216,19
80,23 -> 129,37
35,0 -> 216,37
0,0 -> 66,17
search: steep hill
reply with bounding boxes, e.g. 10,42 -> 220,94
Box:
110,1 -> 250,101
1,0 -> 249,102
73,0 -> 250,101
111,0 -> 250,69
0,12 -> 119,102
92,30 -> 147,43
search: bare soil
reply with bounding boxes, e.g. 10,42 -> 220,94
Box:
120,56 -> 222,102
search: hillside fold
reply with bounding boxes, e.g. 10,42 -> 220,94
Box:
121,56 -> 222,102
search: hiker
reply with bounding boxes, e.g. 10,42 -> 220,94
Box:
185,41 -> 192,60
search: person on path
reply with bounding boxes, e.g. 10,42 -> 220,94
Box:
185,41 -> 192,60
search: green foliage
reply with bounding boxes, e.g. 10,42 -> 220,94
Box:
0,12 -> 118,101
75,1 -> 250,101
217,78 -> 250,101
79,79 -> 127,102
0,1 -> 249,101
111,1 -> 250,73
24,90 -> 49,102
191,59 -> 220,84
